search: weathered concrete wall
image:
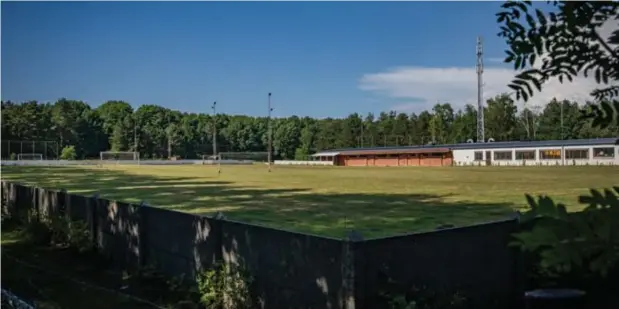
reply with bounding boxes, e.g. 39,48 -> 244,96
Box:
358,220 -> 523,309
140,206 -> 221,278
219,219 -> 345,309
94,199 -> 142,269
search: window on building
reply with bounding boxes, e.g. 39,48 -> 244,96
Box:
593,147 -> 615,158
565,149 -> 589,160
515,150 -> 535,160
474,151 -> 483,161
539,149 -> 562,160
493,151 -> 513,160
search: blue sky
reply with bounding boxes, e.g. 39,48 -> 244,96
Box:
1,1 -> 598,118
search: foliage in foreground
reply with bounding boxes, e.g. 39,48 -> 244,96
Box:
512,188 -> 619,279
498,0 -> 619,290
497,0 -> 619,127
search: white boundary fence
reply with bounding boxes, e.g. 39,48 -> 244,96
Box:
0,159 -> 254,166
274,160 -> 334,166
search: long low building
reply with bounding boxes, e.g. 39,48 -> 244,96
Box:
311,137 -> 619,167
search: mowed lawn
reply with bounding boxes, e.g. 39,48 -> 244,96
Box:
2,164 -> 617,238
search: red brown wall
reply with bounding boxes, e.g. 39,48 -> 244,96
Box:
338,152 -> 454,167
344,157 -> 367,167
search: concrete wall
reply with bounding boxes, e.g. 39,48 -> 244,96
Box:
357,220 -> 523,309
453,144 -> 619,166
1,181 -> 525,309
274,160 -> 334,166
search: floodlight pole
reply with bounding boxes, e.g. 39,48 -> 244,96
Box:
212,101 -> 217,158
268,93 -> 273,172
133,121 -> 138,160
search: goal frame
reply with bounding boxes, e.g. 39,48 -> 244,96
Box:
17,153 -> 43,161
217,152 -> 269,162
99,151 -> 140,164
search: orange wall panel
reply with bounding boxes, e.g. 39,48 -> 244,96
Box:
398,155 -> 408,166
374,158 -> 399,167
335,151 -> 454,167
345,157 -> 367,166
407,157 -> 420,166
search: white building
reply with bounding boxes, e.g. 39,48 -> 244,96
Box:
451,138 -> 618,166
310,137 -> 618,167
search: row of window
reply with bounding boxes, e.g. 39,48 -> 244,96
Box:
473,147 -> 615,161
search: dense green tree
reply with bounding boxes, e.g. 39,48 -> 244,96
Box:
485,94 -> 518,141
96,101 -> 134,137
1,92 -> 616,160
451,104 -> 477,143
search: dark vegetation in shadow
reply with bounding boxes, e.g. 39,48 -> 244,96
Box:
2,166 -> 517,238
0,221 -> 197,309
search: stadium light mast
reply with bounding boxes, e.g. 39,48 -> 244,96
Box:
134,121 -> 137,160
476,36 -> 485,143
212,101 -> 217,158
268,93 -> 273,172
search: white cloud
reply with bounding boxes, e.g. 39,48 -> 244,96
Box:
487,57 -> 506,64
358,65 -> 601,113
359,11 -> 618,114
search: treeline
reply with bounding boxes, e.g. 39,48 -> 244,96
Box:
1,94 -> 617,160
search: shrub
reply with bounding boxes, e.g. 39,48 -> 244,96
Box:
512,188 -> 619,279
197,262 -> 253,309
60,146 -> 77,160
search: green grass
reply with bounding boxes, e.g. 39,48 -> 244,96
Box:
2,165 -> 618,238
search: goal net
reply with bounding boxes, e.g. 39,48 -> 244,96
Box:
17,153 -> 43,160
100,151 -> 140,164
218,152 -> 269,163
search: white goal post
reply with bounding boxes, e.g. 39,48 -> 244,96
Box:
17,153 -> 43,160
218,152 -> 269,163
99,151 -> 140,164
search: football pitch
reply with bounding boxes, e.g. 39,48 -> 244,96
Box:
2,164 -> 617,238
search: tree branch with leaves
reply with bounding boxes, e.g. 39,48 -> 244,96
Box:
497,0 -> 619,128
498,1 -> 619,289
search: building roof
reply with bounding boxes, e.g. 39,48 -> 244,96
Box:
334,148 -> 450,156
310,152 -> 340,157
312,137 -> 619,157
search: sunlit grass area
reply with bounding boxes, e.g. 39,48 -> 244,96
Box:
2,164 -> 617,238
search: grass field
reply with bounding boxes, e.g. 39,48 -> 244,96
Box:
2,164 -> 618,238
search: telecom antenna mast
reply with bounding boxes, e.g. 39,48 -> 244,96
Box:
476,36 -> 485,143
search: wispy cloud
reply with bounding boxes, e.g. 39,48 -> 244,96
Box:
487,57 -> 506,64
359,12 -> 617,114
358,65 -> 600,113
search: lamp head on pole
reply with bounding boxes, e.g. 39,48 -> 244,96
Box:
268,92 -> 271,97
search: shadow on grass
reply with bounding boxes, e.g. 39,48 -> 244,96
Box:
2,166 -> 517,238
